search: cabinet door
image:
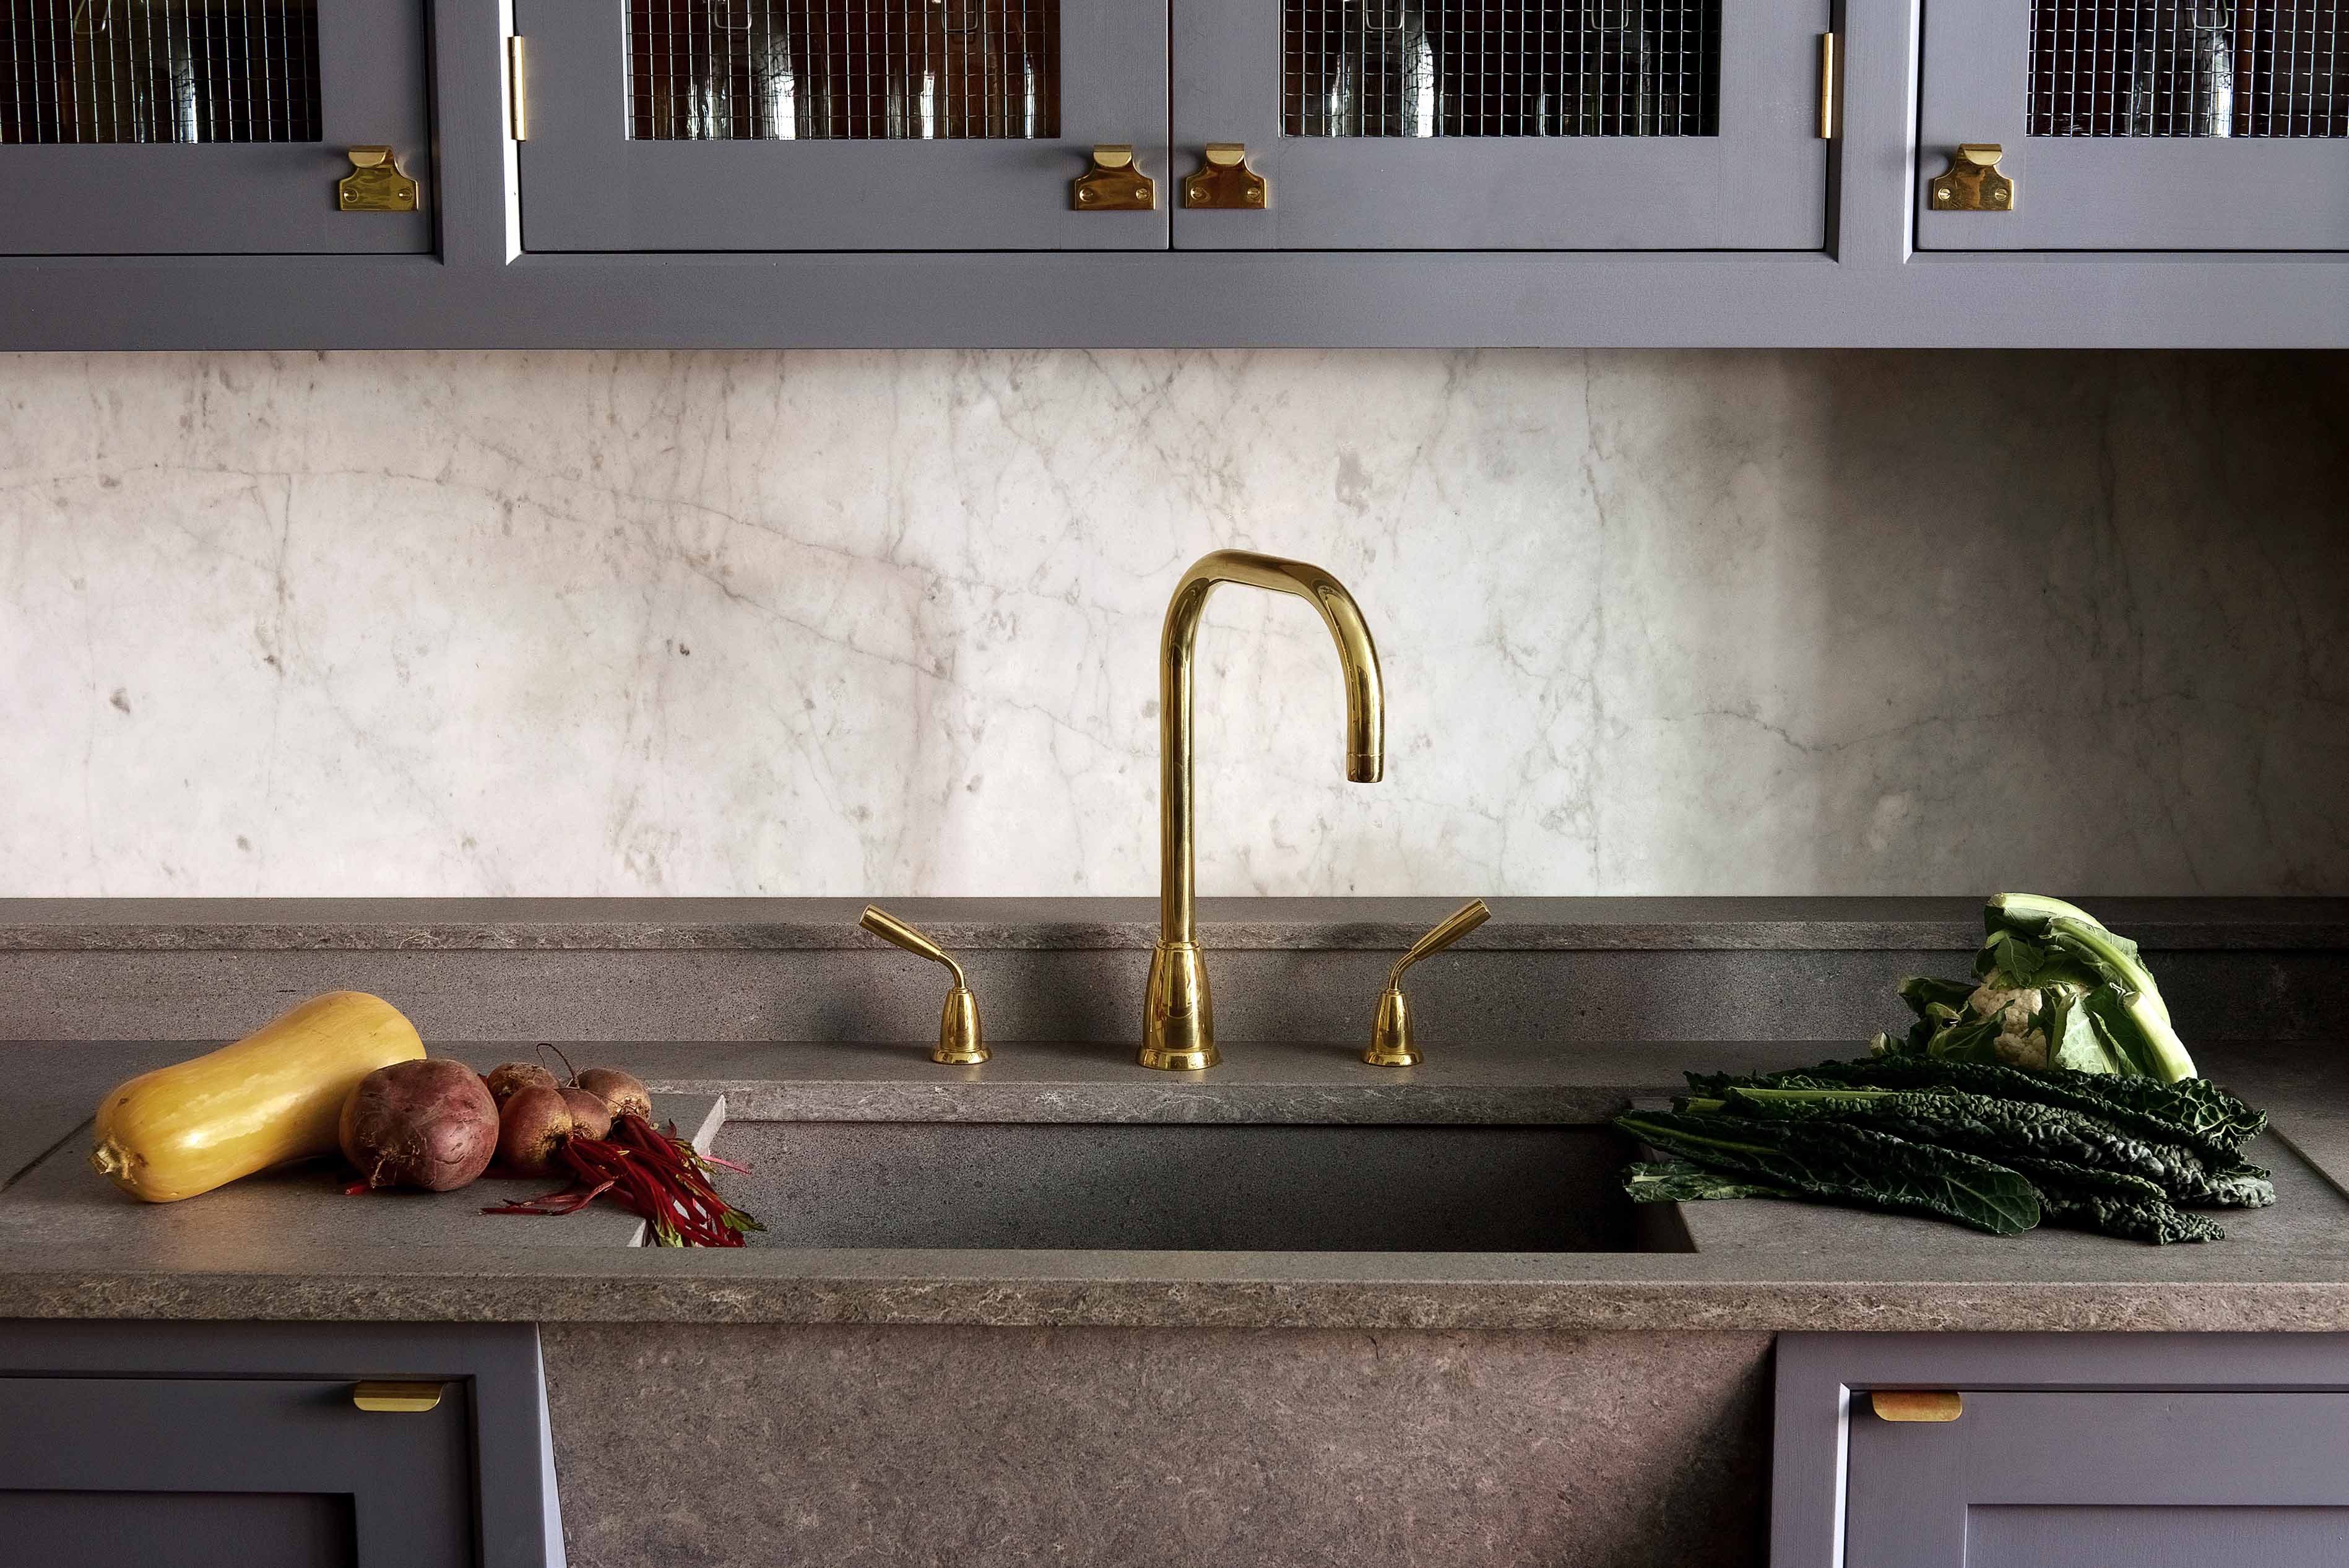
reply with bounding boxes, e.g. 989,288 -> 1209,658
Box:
516,0 -> 1169,250
0,1376 -> 475,1566
0,0 -> 432,254
1918,1 -> 2349,250
1846,1390 -> 2349,1566
1167,0 -> 1828,249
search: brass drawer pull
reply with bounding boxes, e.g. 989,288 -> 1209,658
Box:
1927,145 -> 2012,212
1075,145 -> 1156,211
353,1380 -> 446,1413
1183,144 -> 1267,210
1870,1389 -> 1963,1423
337,147 -> 418,213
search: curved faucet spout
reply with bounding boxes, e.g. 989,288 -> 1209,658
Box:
1143,549 -> 1386,1071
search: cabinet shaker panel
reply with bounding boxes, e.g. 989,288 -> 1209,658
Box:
0,0 -> 431,254
1918,1 -> 2349,250
516,0 -> 1170,251
1845,1391 -> 2349,1567
1170,0 -> 1830,249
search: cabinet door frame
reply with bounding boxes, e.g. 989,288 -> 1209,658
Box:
0,1320 -> 561,1568
1773,1332 -> 2349,1568
0,0 -> 435,256
1167,0 -> 1833,250
514,0 -> 1170,251
1916,0 -> 2349,251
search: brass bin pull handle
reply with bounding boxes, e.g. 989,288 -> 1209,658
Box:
353,1380 -> 446,1413
1364,898 -> 1491,1068
1075,145 -> 1156,211
1927,144 -> 2012,212
338,146 -> 418,213
1870,1390 -> 1963,1423
1183,144 -> 1267,210
860,906 -> 987,1066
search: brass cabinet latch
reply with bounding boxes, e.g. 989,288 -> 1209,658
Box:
1928,145 -> 2012,211
1364,898 -> 1490,1068
337,147 -> 418,212
859,906 -> 987,1065
353,1380 -> 446,1413
1074,145 -> 1155,210
1869,1390 -> 1963,1423
1183,144 -> 1267,209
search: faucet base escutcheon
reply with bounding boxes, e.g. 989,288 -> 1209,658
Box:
1140,939 -> 1218,1071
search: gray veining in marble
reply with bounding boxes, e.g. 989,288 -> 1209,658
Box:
4,351 -> 2345,900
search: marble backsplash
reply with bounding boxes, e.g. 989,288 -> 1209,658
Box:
2,349 -> 2342,898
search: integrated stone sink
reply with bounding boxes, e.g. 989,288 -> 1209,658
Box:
711,1120 -> 1641,1251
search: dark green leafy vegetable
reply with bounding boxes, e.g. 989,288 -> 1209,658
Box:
1623,1160 -> 1795,1203
1993,1154 -> 2226,1245
1689,1055 -> 2265,1165
1687,1086 -> 2238,1205
1616,1110 -> 2043,1237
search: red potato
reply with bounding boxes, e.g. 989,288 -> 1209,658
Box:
340,1059 -> 500,1192
496,1085 -> 575,1178
558,1086 -> 613,1142
571,1067 -> 652,1122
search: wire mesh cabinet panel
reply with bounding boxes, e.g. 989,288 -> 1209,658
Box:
0,0 -> 430,254
1169,0 -> 1827,249
516,0 -> 1168,250
1919,1 -> 2349,249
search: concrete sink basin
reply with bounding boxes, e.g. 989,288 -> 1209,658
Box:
709,1120 -> 1640,1252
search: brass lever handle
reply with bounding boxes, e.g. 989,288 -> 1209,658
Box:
338,145 -> 418,212
1183,144 -> 1267,209
1364,898 -> 1490,1068
353,1380 -> 445,1413
1074,145 -> 1156,211
860,906 -> 987,1065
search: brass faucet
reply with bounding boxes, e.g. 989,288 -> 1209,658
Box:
1141,550 -> 1385,1071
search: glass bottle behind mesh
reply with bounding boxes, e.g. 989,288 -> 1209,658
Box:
2034,3 -> 2236,137
1291,0 -> 1432,137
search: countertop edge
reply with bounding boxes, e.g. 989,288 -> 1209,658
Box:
4,897 -> 2347,953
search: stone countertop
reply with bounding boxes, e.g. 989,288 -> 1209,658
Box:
1,1037 -> 2346,1333
6,896 -> 2345,951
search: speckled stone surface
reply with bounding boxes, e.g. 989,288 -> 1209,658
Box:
1,1040 -> 2347,1333
540,1323 -> 1773,1568
7,896 -> 2345,951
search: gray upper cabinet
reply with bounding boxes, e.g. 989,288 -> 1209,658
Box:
0,0 -> 433,254
1170,0 -> 1832,249
515,0 -> 1171,250
1918,0 -> 2349,250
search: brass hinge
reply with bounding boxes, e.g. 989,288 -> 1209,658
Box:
1818,33 -> 1837,139
507,36 -> 529,141
1869,1389 -> 1963,1423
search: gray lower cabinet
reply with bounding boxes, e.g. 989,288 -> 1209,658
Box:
0,0 -> 433,256
0,1321 -> 563,1568
1918,1 -> 2349,251
1775,1333 -> 2349,1568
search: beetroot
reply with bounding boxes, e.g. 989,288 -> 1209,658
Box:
340,1059 -> 499,1192
497,1085 -> 574,1178
571,1067 -> 652,1122
558,1085 -> 613,1141
484,1061 -> 559,1107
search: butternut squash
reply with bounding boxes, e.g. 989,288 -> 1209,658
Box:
90,990 -> 426,1202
